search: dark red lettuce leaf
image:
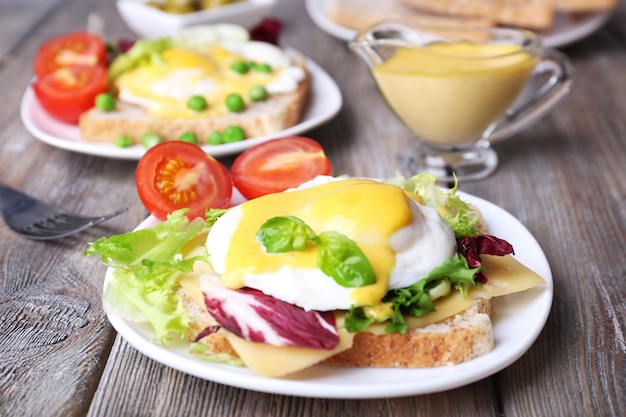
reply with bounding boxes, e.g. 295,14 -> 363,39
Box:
457,234 -> 515,284
249,18 -> 283,45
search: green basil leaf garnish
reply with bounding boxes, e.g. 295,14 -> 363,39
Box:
317,231 -> 376,288
256,216 -> 376,288
256,215 -> 318,253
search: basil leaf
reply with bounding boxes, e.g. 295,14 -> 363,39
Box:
317,231 -> 376,288
257,216 -> 318,253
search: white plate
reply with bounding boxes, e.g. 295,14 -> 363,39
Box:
20,56 -> 342,160
105,191 -> 553,398
306,0 -> 612,48
117,0 -> 277,38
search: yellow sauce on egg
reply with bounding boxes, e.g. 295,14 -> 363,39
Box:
115,46 -> 281,119
221,179 -> 414,307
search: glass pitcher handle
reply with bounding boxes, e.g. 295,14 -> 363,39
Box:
489,48 -> 574,143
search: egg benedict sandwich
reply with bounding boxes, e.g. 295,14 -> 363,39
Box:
86,174 -> 546,378
79,24 -> 309,145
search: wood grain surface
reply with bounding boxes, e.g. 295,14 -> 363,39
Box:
0,0 -> 624,416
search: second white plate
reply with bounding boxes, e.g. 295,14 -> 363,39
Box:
306,0 -> 612,48
20,55 -> 342,160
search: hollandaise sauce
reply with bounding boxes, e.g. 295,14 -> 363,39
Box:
220,179 -> 414,307
115,46 -> 300,119
373,43 -> 538,145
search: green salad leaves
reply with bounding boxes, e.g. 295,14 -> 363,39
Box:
85,210 -> 209,343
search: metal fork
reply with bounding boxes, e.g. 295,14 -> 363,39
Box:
0,184 -> 127,240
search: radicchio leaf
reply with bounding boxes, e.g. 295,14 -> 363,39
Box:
203,285 -> 339,350
249,18 -> 283,45
457,234 -> 515,283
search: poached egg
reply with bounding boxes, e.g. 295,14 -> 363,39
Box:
206,177 -> 457,312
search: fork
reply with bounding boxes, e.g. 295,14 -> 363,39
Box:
0,184 -> 127,240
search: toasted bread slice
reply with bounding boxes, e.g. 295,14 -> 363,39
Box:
327,0 -> 496,31
323,298 -> 493,367
400,0 -> 556,29
555,0 -> 617,12
180,281 -> 494,368
78,52 -> 309,144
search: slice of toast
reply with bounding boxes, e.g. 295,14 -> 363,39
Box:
400,0 -> 556,29
555,0 -> 617,12
327,0 -> 497,31
323,298 -> 493,367
180,282 -> 494,368
78,52 -> 309,144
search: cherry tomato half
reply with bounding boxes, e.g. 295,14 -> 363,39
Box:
136,141 -> 233,221
34,31 -> 107,78
231,136 -> 332,200
32,65 -> 109,124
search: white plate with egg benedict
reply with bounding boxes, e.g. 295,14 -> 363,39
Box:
96,179 -> 553,399
20,49 -> 342,160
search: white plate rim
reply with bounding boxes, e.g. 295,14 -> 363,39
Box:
305,0 -> 612,49
104,191 -> 554,398
20,54 -> 342,160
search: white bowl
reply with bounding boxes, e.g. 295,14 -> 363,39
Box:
117,0 -> 277,38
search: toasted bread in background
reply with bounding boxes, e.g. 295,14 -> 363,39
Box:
555,0 -> 617,12
328,0 -> 616,33
327,0 -> 497,31
400,0 -> 556,29
79,53 -> 309,144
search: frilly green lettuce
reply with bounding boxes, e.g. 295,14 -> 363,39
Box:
85,210 -> 209,344
385,173 -> 480,238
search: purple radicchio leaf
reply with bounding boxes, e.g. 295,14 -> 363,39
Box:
457,234 -> 515,284
203,287 -> 339,350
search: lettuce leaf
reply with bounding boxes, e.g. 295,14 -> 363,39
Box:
344,253 -> 479,333
85,209 -> 209,343
385,173 -> 480,238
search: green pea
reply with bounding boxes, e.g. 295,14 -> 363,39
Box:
223,125 -> 245,143
254,63 -> 272,73
225,93 -> 245,112
141,132 -> 164,148
187,95 -> 207,111
207,131 -> 223,145
179,131 -> 198,144
249,85 -> 268,102
95,93 -> 116,112
230,61 -> 250,74
115,135 -> 132,148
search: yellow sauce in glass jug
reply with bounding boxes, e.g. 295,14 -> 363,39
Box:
373,43 -> 538,145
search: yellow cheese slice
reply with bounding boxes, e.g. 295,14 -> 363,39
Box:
224,328 -> 354,378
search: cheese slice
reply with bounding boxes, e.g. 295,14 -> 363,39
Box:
224,328 -> 354,378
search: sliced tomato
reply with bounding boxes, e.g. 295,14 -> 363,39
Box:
34,31 -> 107,78
136,141 -> 233,221
32,65 -> 109,123
231,136 -> 332,200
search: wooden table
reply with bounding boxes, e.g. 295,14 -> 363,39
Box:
0,1 -> 624,416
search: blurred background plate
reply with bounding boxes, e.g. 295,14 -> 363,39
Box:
118,0 -> 277,38
306,0 -> 612,48
20,55 -> 342,160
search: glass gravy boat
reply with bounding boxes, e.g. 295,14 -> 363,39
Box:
350,21 -> 573,182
